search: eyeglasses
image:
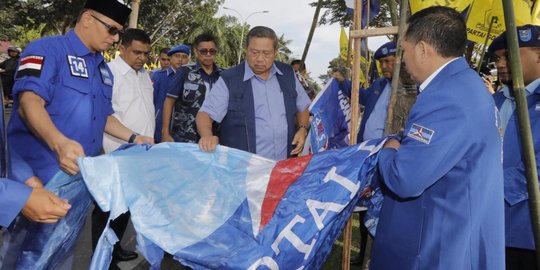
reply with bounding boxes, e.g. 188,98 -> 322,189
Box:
198,49 -> 218,56
91,14 -> 124,36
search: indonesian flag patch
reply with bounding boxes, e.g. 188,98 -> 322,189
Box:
16,55 -> 45,78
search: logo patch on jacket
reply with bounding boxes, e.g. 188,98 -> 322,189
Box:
535,103 -> 540,111
67,55 -> 88,78
407,123 -> 435,144
16,55 -> 45,78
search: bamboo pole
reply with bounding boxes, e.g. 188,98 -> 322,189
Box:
350,27 -> 399,38
502,0 -> 540,268
384,0 -> 409,136
341,0 -> 362,269
300,0 -> 323,70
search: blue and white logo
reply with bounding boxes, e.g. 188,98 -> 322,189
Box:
67,55 -> 88,78
519,28 -> 532,42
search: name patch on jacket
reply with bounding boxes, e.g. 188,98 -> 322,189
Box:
67,55 -> 88,78
99,64 -> 113,86
407,123 -> 434,144
535,103 -> 540,111
16,55 -> 45,78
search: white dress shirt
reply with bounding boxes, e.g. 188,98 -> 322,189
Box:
103,57 -> 155,153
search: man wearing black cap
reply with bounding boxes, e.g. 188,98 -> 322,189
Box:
7,0 -> 152,267
488,24 -> 540,270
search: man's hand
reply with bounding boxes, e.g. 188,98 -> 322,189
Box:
198,135 -> 219,152
24,176 -> 43,188
383,138 -> 401,150
161,132 -> 175,142
134,135 -> 154,145
290,128 -> 308,155
22,188 -> 71,223
53,138 -> 85,175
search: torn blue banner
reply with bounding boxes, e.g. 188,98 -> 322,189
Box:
0,172 -> 93,270
80,140 -> 385,269
309,78 -> 351,153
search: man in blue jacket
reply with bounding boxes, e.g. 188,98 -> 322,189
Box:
488,24 -> 540,270
333,41 -> 396,142
371,6 -> 505,269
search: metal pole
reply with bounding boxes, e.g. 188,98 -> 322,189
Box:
223,7 -> 269,65
502,0 -> 540,268
238,24 -> 246,64
300,0 -> 323,70
384,0 -> 409,136
476,16 -> 497,73
342,0 -> 361,268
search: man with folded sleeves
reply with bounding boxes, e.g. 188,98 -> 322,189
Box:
5,0 -> 152,268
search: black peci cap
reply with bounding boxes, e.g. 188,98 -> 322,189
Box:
84,0 -> 132,26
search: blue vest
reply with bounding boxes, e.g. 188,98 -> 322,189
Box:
220,62 -> 297,157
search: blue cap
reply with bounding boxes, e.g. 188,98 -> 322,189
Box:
168,44 -> 190,56
373,41 -> 397,60
488,24 -> 540,54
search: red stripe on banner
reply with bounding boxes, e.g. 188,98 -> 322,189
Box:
20,56 -> 43,66
259,155 -> 312,229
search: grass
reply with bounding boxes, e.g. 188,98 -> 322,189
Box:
321,212 -> 368,270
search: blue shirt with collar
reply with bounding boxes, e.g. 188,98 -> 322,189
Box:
151,66 -> 177,142
7,29 -> 114,184
493,78 -> 540,250
200,62 -> 311,160
0,95 -> 32,227
497,78 -> 540,134
362,80 -> 391,140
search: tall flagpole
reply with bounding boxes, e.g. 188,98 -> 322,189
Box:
502,0 -> 540,268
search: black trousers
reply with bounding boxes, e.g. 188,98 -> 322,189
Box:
91,204 -> 130,251
506,247 -> 537,270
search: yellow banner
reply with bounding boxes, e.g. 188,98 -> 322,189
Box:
410,0 -> 473,14
340,26 -> 349,61
466,0 -> 533,45
533,0 -> 540,24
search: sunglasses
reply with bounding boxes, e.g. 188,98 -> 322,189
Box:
198,49 -> 218,56
91,14 -> 125,36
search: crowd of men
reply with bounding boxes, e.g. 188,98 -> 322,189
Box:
0,0 -> 539,269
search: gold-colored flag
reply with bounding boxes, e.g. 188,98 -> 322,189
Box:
466,0 -> 532,45
410,0 -> 473,14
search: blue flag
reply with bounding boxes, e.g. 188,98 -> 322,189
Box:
0,140 -> 386,269
309,78 -> 351,153
345,0 -> 381,28
81,142 -> 385,269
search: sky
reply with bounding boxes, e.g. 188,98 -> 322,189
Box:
215,0 -> 389,84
